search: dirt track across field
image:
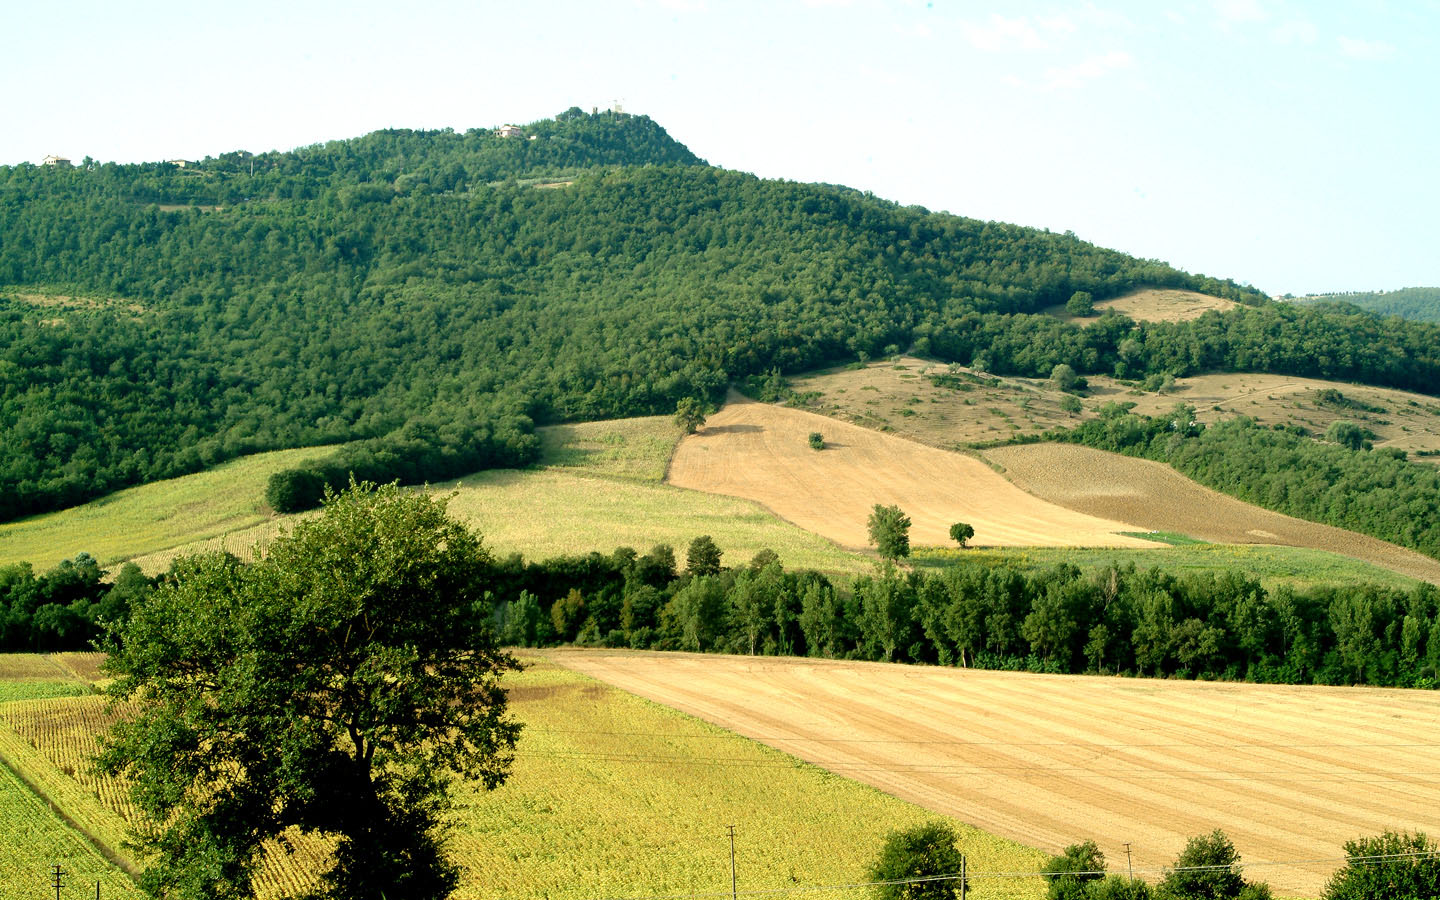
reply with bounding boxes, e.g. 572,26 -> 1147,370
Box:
666,394 -> 1153,550
554,649 -> 1440,897
984,443 -> 1440,585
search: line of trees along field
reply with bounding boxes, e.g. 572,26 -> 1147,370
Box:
19,537 -> 1440,689
1296,286 -> 1440,322
6,109 -> 1440,521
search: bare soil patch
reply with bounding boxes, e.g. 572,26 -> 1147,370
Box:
9,292 -> 147,316
556,648 -> 1440,897
1044,288 -> 1238,324
666,393 -> 1152,550
983,443 -> 1440,585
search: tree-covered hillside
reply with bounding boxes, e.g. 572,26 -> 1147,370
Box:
2,108 -> 1438,521
1295,288 -> 1440,323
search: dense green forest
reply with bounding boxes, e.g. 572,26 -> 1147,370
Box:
1052,405 -> 1440,560
1296,287 -> 1440,322
4,108 -> 1440,521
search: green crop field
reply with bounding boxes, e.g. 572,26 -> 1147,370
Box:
914,542 -> 1426,591
0,760 -> 142,900
0,652 -> 1046,899
0,444 -> 335,572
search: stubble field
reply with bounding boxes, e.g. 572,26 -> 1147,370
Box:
983,443 -> 1440,585
666,394 -> 1153,551
557,649 -> 1440,898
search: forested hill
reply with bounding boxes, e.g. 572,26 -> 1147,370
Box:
2,108 -> 1439,521
1294,288 -> 1440,323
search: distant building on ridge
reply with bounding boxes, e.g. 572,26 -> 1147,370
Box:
42,155 -> 71,167
497,124 -> 522,138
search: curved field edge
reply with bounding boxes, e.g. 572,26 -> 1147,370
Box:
454,654 -> 1046,899
666,394 -> 1153,551
555,649 -> 1440,898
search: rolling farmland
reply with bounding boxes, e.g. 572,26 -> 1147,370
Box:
667,394 -> 1155,551
556,649 -> 1440,897
983,443 -> 1440,585
0,653 -> 1047,899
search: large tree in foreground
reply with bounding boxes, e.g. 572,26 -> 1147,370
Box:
97,482 -> 522,900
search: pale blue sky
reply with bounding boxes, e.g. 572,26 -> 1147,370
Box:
5,0 -> 1436,295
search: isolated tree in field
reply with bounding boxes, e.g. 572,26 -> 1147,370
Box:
1322,831 -> 1440,900
869,821 -> 966,900
686,534 -> 723,576
809,431 -> 825,450
949,522 -> 974,548
1049,363 -> 1082,394
1325,420 -> 1372,451
675,396 -> 707,434
868,504 -> 911,560
97,482 -> 522,900
1066,290 -> 1096,317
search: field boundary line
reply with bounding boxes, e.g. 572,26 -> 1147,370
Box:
0,724 -> 139,878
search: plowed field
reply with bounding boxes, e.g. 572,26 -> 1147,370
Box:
983,443 -> 1440,585
666,395 -> 1153,550
555,649 -> 1440,897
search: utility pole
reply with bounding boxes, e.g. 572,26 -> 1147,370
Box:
1124,842 -> 1134,881
960,854 -> 967,900
51,865 -> 64,900
726,824 -> 738,900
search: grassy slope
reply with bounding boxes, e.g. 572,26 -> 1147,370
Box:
914,544 -> 1422,592
98,417 -> 872,577
0,653 -> 1045,899
0,444 -> 335,571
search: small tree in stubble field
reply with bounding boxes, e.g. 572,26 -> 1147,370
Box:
675,397 -> 707,434
809,432 -> 825,450
869,821 -> 966,900
948,522 -> 974,548
868,504 -> 911,561
97,481 -> 522,900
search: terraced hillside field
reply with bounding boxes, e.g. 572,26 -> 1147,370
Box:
983,443 -> 1440,585
666,394 -> 1155,551
557,649 -> 1440,898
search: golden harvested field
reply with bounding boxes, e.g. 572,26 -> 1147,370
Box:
667,393 -> 1154,551
557,649 -> 1440,898
1043,288 -> 1238,323
982,443 -> 1440,585
453,655 -> 1045,900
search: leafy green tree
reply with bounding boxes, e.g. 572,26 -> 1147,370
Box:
1050,363 -> 1082,393
949,522 -> 974,548
96,482 -> 522,900
1042,841 -> 1106,900
1066,291 -> 1096,317
809,432 -> 825,450
1325,420 -> 1373,451
1157,830 -> 1270,900
868,504 -> 912,560
675,397 -> 707,434
1060,394 -> 1084,415
869,821 -> 966,900
550,588 -> 587,642
687,535 -> 723,576
1321,831 -> 1440,900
